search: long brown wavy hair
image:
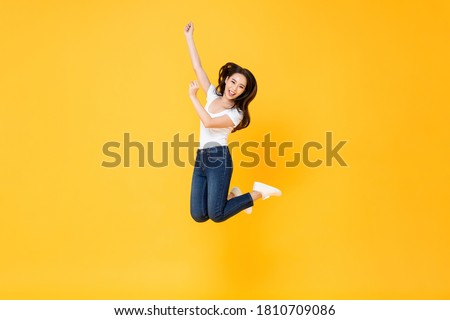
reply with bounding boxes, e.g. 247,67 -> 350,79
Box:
214,62 -> 257,132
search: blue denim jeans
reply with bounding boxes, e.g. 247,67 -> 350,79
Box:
190,145 -> 254,222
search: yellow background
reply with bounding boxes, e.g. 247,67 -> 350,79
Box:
1,0 -> 449,299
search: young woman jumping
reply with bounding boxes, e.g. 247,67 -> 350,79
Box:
184,21 -> 282,223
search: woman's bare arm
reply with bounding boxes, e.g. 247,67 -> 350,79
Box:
189,80 -> 235,128
184,22 -> 211,93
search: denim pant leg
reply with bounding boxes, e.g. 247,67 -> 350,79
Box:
204,146 -> 254,223
190,152 -> 209,222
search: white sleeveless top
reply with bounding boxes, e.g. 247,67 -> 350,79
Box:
199,84 -> 244,149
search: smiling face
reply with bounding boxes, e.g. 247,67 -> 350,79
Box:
224,73 -> 247,100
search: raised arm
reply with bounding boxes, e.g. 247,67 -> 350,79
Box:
184,22 -> 211,93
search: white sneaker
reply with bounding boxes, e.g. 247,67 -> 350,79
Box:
230,186 -> 253,214
253,182 -> 282,200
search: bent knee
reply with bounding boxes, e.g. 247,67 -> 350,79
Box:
190,211 -> 208,223
209,212 -> 226,223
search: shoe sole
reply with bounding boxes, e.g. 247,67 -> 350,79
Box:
253,182 -> 282,200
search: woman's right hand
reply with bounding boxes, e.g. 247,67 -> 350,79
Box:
184,21 -> 194,37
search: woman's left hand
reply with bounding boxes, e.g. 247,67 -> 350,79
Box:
189,80 -> 200,97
